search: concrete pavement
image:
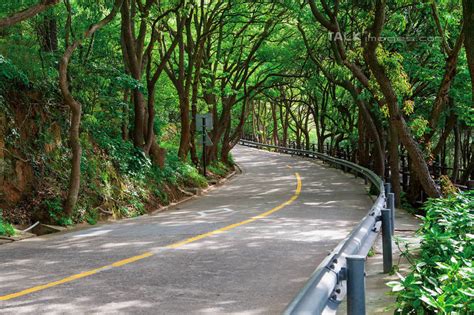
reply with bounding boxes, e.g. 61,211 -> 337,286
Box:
0,145 -> 373,314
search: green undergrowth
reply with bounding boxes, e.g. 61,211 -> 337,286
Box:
0,213 -> 15,237
39,131 -> 222,226
2,101 -> 230,227
388,190 -> 474,313
208,161 -> 232,177
24,132 -> 231,226
1,54 -> 232,229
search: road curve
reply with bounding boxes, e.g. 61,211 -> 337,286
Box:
0,145 -> 372,314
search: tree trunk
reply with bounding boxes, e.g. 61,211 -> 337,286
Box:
345,82 -> 384,176
207,95 -> 235,163
60,0 -> 122,216
62,97 -> 82,216
280,104 -> 289,147
463,0 -> 474,103
407,160 -> 422,204
453,123 -> 460,182
120,0 -> 145,147
0,0 -> 60,29
178,95 -> 191,160
271,102 -> 279,146
357,113 -> 369,167
389,125 -> 401,206
364,0 -> 440,198
122,89 -> 129,140
460,155 -> 474,184
220,114 -> 232,163
38,15 -> 58,52
424,43 -> 464,143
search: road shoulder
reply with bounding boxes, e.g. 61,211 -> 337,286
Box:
338,207 -> 421,314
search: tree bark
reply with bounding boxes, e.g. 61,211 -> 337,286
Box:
424,3 -> 464,145
388,125 -> 401,206
460,155 -> 474,185
463,0 -> 474,103
364,0 -> 440,198
60,0 -> 122,216
178,95 -> 191,159
271,102 -> 279,146
120,0 -> 147,147
453,122 -> 460,183
0,0 -> 60,29
38,15 -> 58,52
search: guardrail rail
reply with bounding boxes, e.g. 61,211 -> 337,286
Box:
239,139 -> 396,315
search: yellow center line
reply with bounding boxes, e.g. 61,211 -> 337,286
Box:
0,173 -> 302,302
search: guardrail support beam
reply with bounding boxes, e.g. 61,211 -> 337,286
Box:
347,255 -> 366,315
382,209 -> 393,273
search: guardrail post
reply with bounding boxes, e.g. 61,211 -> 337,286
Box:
387,193 -> 395,234
384,161 -> 390,182
382,209 -> 393,273
384,182 -> 391,196
347,255 -> 366,315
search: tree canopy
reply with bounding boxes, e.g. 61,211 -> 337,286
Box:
0,0 -> 472,225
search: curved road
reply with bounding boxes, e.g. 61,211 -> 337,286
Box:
0,145 -> 372,314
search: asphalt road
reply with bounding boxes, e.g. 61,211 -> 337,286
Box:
0,145 -> 372,314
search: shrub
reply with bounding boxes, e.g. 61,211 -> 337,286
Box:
388,190 -> 474,313
0,213 -> 15,237
85,210 -> 99,225
208,161 -> 230,177
89,129 -> 152,179
43,198 -> 73,226
0,54 -> 29,88
151,149 -> 207,188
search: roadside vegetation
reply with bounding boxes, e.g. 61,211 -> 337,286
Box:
389,190 -> 474,313
0,213 -> 15,236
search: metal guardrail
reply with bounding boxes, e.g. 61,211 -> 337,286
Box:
246,138 -> 473,198
239,140 -> 395,315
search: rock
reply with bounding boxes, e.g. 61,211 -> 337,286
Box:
184,187 -> 202,196
31,223 -> 66,236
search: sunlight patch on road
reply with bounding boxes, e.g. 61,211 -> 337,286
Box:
72,229 -> 112,238
0,173 -> 302,302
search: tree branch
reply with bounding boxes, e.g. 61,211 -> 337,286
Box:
0,0 -> 60,29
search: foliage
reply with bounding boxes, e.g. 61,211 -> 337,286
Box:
0,212 -> 15,237
388,191 -> 474,313
409,117 -> 430,139
208,161 -> 231,177
0,54 -> 29,88
91,129 -> 152,179
153,147 -> 207,188
43,198 -> 73,226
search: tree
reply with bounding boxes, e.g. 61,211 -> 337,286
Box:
0,0 -> 60,29
60,0 -> 123,216
463,0 -> 474,103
